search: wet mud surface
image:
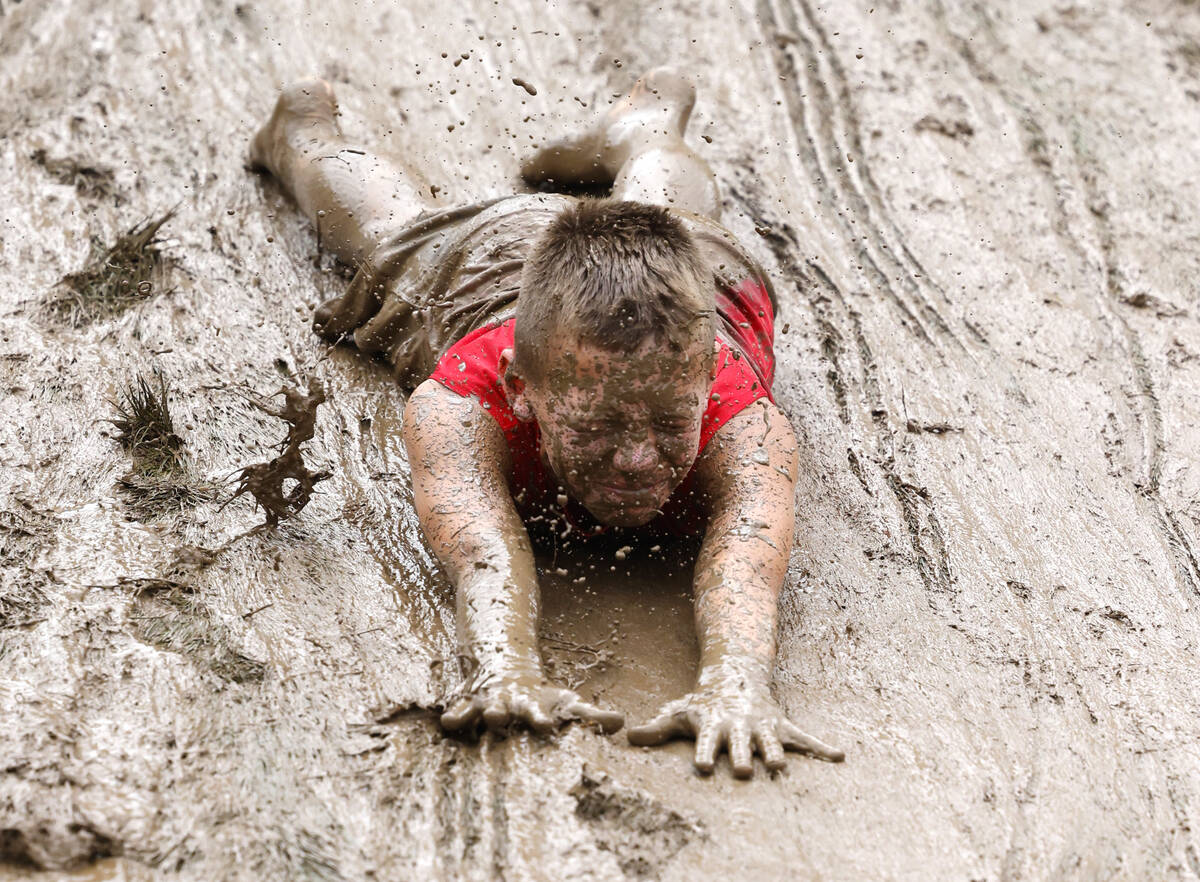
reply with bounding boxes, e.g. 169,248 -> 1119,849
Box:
4,0 -> 1200,878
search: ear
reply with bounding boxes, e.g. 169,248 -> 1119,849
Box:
499,348 -> 536,422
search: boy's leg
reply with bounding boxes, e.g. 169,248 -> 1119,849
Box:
521,68 -> 721,221
250,78 -> 436,267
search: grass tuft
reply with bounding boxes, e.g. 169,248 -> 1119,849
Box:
107,372 -> 220,520
30,148 -> 117,201
109,371 -> 184,475
117,472 -> 220,520
49,212 -> 174,326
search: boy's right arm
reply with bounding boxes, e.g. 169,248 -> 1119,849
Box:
401,379 -> 624,735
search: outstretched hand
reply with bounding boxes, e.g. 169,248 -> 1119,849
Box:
627,668 -> 843,778
441,663 -> 624,736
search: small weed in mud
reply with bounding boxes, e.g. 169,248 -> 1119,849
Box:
108,372 -> 217,519
542,634 -> 614,690
116,472 -> 219,520
109,371 -> 183,474
48,212 -> 173,326
30,148 -> 117,201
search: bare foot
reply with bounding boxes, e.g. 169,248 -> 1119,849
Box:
521,66 -> 698,188
248,77 -> 340,177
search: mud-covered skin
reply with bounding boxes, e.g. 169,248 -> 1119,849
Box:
406,337 -> 841,775
521,66 -> 721,220
629,399 -> 844,775
499,334 -> 714,528
402,380 -> 624,735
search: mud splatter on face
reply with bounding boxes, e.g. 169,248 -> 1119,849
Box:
520,331 -> 714,527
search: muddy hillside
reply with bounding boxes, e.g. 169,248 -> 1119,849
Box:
4,0 -> 1200,878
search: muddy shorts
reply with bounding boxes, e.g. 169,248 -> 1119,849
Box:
314,194 -> 572,388
314,193 -> 778,390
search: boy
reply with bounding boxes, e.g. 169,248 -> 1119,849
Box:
250,68 -> 842,778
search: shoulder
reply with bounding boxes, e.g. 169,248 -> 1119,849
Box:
429,320 -> 521,433
694,397 -> 798,501
698,340 -> 772,450
402,379 -> 513,476
403,379 -> 477,435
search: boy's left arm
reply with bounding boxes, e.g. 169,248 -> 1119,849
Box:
627,398 -> 844,777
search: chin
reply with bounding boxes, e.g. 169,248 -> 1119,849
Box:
586,501 -> 661,528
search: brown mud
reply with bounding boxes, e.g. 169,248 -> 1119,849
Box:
3,0 -> 1200,879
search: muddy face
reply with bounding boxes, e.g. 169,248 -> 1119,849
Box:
514,333 -> 714,527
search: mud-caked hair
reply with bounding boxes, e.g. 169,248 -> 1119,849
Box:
513,199 -> 714,381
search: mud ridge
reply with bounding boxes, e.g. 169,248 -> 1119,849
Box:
728,181 -> 857,425
940,1 -> 1200,612
792,0 -> 964,342
758,0 -> 958,351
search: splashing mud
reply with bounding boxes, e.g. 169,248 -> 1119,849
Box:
3,0 -> 1200,879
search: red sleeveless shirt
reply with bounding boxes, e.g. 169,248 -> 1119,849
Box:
430,279 -> 776,533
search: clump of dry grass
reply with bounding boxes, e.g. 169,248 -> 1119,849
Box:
110,371 -> 183,475
30,148 -> 117,201
108,372 -> 217,519
49,212 -> 173,326
117,472 -> 219,520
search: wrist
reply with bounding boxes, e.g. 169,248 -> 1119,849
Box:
696,653 -> 772,690
465,641 -> 542,678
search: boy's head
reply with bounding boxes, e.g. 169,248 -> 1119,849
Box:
501,199 -> 716,527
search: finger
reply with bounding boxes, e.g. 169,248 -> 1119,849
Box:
754,727 -> 787,771
627,711 -> 690,747
562,699 -> 625,734
693,722 -> 724,774
440,696 -> 479,731
729,721 -> 753,779
779,721 -> 845,762
510,693 -> 556,735
481,695 -> 511,734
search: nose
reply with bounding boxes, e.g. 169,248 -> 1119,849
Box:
611,433 -> 659,475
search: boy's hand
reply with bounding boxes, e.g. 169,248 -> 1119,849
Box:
441,660 -> 624,736
627,663 -> 843,778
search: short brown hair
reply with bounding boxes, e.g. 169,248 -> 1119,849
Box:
513,199 -> 713,380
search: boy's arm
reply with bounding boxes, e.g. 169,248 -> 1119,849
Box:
402,379 -> 623,734
627,398 -> 843,776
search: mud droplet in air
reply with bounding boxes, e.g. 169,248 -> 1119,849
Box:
512,77 -> 538,96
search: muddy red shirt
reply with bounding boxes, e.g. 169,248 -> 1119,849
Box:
430,279 -> 776,534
